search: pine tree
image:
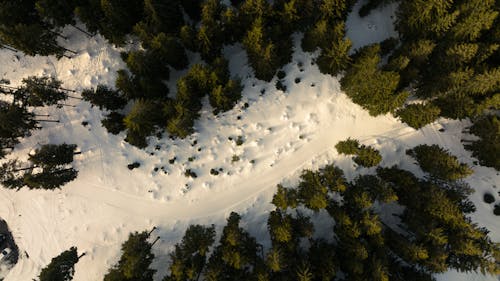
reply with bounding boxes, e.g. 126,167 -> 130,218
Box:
97,0 -> 144,45
39,246 -> 82,281
0,101 -> 38,140
396,103 -> 441,129
340,44 -> 408,115
353,145 -> 382,167
165,225 -> 216,281
316,22 -> 352,76
124,99 -> 162,148
150,34 -> 188,70
406,144 -> 473,180
82,85 -> 127,111
103,231 -> 156,281
465,114 -> 500,170
101,112 -> 126,135
29,143 -> 78,168
0,0 -> 66,57
297,170 -> 329,211
243,17 -> 279,81
35,0 -> 77,28
20,76 -> 67,107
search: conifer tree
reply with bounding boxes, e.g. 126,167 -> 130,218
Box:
124,99 -> 162,148
35,0 -> 77,28
465,114 -> 500,170
102,112 -> 126,135
396,103 -> 441,129
164,225 -> 216,281
18,76 -> 67,107
103,231 -> 156,281
340,44 -> 408,115
406,144 -> 473,180
243,17 -> 279,81
82,85 -> 127,111
29,143 -> 78,168
39,246 -> 82,281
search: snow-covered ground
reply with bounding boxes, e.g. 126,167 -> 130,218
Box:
0,2 -> 498,281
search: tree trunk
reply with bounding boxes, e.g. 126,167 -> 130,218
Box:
61,47 -> 77,54
77,252 -> 86,260
70,25 -> 93,37
35,119 -> 60,123
73,151 -> 82,155
147,226 -> 157,237
12,166 -> 36,172
1,44 -> 19,52
57,103 -> 76,108
151,236 -> 160,246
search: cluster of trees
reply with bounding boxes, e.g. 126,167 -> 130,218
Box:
0,75 -> 81,190
0,76 -> 77,159
342,0 -> 500,130
0,0 -> 368,147
335,138 -> 382,167
91,155 -> 498,280
0,0 -> 80,57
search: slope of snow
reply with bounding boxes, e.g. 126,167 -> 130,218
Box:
0,4 -> 498,281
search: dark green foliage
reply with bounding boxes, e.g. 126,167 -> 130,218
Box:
353,145 -> 382,167
0,0 -> 65,57
20,76 -> 67,107
335,138 -> 360,155
23,167 -> 78,189
407,144 -> 473,180
385,0 -> 500,124
271,184 -> 298,210
35,0 -> 76,27
163,225 -> 215,281
103,231 -> 155,281
142,0 -> 184,35
103,161 -> 500,281
378,167 -> 499,275
204,212 -> 259,280
209,80 -> 242,114
314,21 -> 352,76
465,115 -> 500,170
297,170 -> 329,211
149,34 -> 188,70
100,0 -> 144,45
336,138 -> 382,167
29,143 -> 77,168
6,143 -> 80,190
39,246 -> 80,281
124,99 -> 163,148
243,17 -> 280,81
0,101 -> 38,141
340,44 -> 408,115
82,85 -> 127,111
396,103 -> 441,129
101,112 -> 126,135
180,0 -> 202,22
